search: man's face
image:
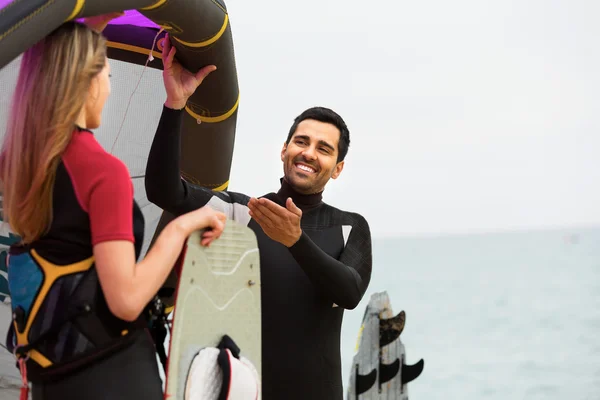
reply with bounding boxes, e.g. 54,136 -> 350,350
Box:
281,119 -> 345,195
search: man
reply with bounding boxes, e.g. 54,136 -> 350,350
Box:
145,39 -> 372,399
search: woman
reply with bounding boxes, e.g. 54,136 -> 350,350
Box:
0,18 -> 221,400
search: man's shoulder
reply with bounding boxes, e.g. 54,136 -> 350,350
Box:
319,202 -> 370,230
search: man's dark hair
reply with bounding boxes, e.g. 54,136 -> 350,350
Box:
286,107 -> 350,162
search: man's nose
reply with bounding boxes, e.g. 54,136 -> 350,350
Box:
302,146 -> 317,160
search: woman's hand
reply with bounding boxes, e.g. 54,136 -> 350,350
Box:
177,206 -> 227,246
200,213 -> 227,247
162,33 -> 217,110
82,11 -> 125,32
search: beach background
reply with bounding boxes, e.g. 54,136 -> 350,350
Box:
339,225 -> 600,400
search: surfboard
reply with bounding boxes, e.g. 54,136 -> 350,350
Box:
164,220 -> 262,399
346,291 -> 424,400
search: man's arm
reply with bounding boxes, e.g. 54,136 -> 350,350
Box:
247,197 -> 372,308
288,213 -> 372,310
145,106 -> 251,223
145,106 -> 212,215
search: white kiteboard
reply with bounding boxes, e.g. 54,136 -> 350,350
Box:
164,220 -> 261,400
346,291 -> 424,400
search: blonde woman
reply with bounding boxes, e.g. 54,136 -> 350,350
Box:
0,20 -> 221,399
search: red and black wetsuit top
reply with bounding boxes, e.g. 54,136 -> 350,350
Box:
37,126 -> 145,262
7,126 -> 150,382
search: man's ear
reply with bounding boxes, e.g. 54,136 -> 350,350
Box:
281,142 -> 288,162
331,160 -> 345,179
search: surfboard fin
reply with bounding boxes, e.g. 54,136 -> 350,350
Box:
379,310 -> 406,347
402,358 -> 425,384
379,358 -> 400,385
355,366 -> 377,396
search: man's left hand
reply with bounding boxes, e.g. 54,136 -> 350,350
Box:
248,197 -> 302,247
162,33 -> 216,110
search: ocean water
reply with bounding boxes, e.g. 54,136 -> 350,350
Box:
0,226 -> 598,399
340,226 -> 600,400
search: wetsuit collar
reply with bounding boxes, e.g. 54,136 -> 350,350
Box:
74,125 -> 93,134
276,178 -> 323,211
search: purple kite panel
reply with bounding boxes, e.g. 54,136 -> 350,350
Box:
108,9 -> 160,28
0,0 -> 14,10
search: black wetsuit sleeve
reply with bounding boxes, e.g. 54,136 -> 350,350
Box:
145,106 -> 251,222
288,214 -> 372,309
145,106 -> 213,215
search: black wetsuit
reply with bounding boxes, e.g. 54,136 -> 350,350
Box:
145,106 -> 373,400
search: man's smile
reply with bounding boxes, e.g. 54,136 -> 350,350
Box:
294,162 -> 317,174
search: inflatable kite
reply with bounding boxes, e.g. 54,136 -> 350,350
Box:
0,0 -> 240,393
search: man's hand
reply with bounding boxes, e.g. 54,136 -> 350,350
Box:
248,197 -> 302,247
162,33 -> 216,110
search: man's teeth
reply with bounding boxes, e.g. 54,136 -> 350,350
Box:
297,164 -> 315,173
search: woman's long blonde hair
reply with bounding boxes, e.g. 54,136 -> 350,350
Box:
0,22 -> 107,244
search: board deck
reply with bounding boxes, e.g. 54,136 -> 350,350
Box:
346,291 -> 424,400
164,220 -> 262,399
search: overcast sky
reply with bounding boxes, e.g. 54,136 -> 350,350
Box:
216,0 -> 600,237
1,0 -> 598,239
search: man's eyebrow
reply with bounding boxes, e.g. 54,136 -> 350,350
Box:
294,134 -> 336,152
318,140 -> 335,151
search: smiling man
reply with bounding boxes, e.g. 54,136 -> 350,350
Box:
145,104 -> 373,400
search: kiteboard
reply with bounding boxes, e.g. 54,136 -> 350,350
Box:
346,291 -> 424,400
164,220 -> 262,400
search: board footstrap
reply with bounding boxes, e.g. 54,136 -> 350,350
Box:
184,335 -> 260,400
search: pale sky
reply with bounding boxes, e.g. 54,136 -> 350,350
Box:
220,0 -> 600,237
1,0 -> 598,239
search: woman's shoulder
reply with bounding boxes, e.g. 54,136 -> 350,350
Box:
63,129 -> 131,180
